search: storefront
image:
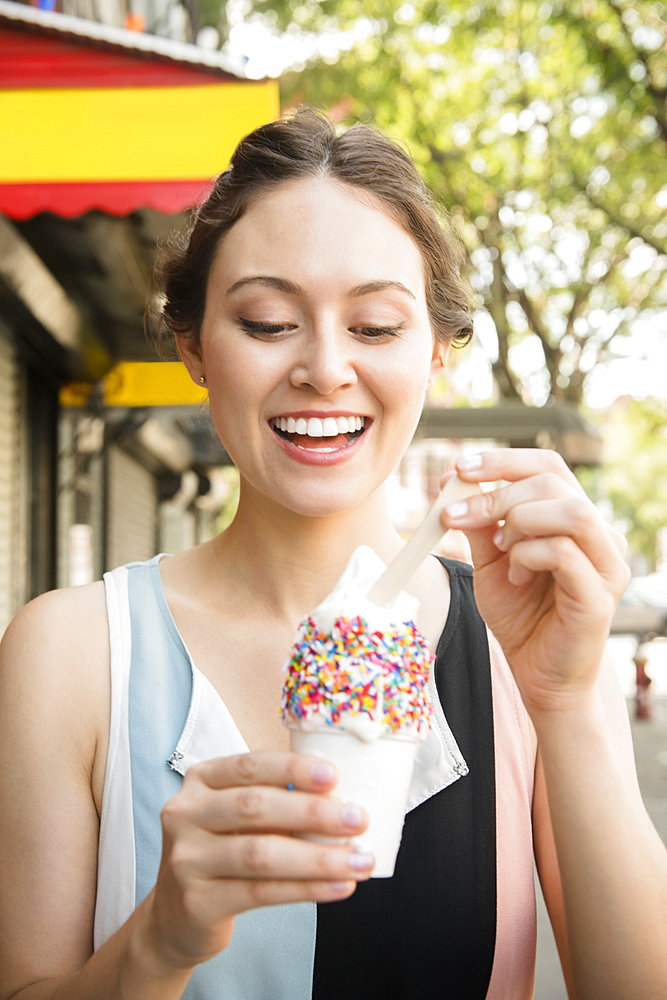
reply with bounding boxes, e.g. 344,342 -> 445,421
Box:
0,0 -> 278,628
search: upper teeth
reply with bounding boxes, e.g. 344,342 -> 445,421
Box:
274,416 -> 364,436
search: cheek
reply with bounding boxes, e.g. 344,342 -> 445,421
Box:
204,339 -> 250,385
202,343 -> 276,419
380,348 -> 433,406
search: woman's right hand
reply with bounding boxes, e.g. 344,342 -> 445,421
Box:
143,750 -> 371,972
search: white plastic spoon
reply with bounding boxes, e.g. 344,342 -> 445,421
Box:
367,475 -> 483,608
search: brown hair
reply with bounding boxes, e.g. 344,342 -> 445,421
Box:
150,109 -> 472,354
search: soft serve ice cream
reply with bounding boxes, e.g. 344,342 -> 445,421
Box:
281,546 -> 434,742
281,546 -> 434,876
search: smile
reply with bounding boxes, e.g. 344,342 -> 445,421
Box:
270,415 -> 368,452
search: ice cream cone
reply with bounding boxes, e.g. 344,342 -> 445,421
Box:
282,546 -> 435,878
290,727 -> 418,877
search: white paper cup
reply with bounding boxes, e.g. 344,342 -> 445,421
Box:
290,727 -> 418,878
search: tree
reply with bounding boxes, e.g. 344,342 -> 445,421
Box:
239,0 -> 667,405
599,396 -> 667,568
555,0 -> 667,248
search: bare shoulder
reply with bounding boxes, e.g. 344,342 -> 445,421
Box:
3,577 -> 108,648
1,580 -> 109,687
0,581 -> 110,785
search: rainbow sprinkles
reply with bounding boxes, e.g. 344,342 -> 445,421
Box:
281,614 -> 434,742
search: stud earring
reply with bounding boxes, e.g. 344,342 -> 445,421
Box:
199,374 -> 206,384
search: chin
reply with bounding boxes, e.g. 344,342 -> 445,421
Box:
271,482 -> 380,520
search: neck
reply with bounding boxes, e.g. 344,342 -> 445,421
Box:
212,479 -> 404,622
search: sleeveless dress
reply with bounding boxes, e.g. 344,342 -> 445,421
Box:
95,555 -> 536,999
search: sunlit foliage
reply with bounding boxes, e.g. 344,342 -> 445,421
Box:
235,0 -> 667,404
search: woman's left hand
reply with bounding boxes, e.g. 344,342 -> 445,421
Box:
440,449 -> 630,717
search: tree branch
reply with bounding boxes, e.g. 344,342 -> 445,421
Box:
575,177 -> 667,257
603,0 -> 667,142
488,253 -> 524,402
564,282 -> 594,344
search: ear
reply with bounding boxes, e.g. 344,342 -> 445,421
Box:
427,341 -> 451,390
175,333 -> 205,386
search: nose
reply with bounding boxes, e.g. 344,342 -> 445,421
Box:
289,325 -> 357,395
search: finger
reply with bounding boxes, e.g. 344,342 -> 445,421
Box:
441,472 -> 574,535
608,522 -> 629,561
454,448 -> 585,495
458,522 -> 506,572
192,751 -> 338,795
191,833 -> 375,882
437,470 -> 458,490
493,498 -> 629,562
507,536 -> 618,625
195,875 -> 359,918
182,785 -> 368,838
493,497 -> 629,590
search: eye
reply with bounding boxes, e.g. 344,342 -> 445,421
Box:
239,318 -> 296,338
351,323 -> 405,340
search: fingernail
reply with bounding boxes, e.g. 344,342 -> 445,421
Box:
445,500 -> 468,519
493,528 -> 504,549
349,850 -> 374,871
342,803 -> 363,829
311,762 -> 335,785
330,881 -> 352,893
457,453 -> 483,470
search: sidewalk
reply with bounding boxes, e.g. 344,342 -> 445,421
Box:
533,680 -> 667,997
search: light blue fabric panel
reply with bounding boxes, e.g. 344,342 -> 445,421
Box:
126,557 -> 316,999
183,904 -> 317,1000
127,558 -> 188,906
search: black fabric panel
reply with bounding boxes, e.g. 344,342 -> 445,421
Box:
312,559 -> 496,1000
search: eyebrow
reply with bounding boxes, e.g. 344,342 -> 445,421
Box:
226,276 -> 302,296
225,276 -> 416,301
349,280 -> 416,301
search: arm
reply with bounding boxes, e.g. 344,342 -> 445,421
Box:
532,670 -> 667,1000
0,585 -> 191,1000
532,748 -> 574,998
533,655 -> 643,1000
442,449 -> 667,1000
0,584 -> 111,997
0,587 -> 372,1000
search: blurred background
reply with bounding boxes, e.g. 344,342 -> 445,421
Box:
1,1 -> 666,994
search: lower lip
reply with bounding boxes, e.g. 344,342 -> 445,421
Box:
270,426 -> 368,466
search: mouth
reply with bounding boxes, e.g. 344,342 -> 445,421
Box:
270,414 -> 369,453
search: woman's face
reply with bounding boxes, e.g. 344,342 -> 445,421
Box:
180,176 -> 446,517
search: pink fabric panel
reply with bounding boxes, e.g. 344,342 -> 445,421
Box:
485,629 -> 537,1000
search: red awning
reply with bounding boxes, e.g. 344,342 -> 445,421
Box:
0,180 -> 214,220
0,4 -> 278,219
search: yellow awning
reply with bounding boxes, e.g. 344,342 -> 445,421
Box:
0,82 -> 280,182
60,361 -> 209,408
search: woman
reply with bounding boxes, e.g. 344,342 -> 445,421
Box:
1,110 -> 666,1000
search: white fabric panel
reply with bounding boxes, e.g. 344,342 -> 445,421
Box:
94,565 -> 137,950
168,653 -> 467,815
168,666 -> 248,776
406,655 -> 468,813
